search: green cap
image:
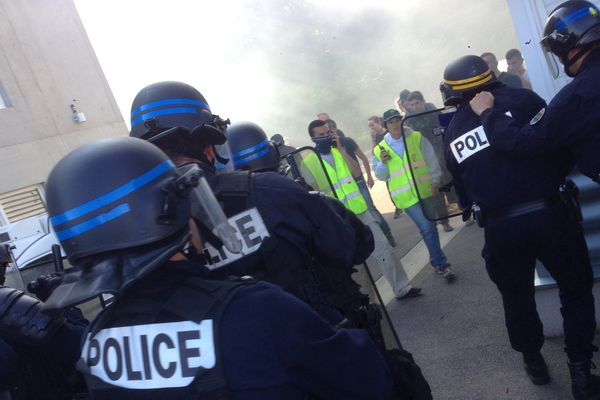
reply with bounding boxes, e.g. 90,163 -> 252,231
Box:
383,109 -> 402,124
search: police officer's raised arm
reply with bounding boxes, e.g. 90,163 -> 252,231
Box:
470,91 -> 574,156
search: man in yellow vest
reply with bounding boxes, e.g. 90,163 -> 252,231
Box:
304,119 -> 421,300
373,109 -> 455,282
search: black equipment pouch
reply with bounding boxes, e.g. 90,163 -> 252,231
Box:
214,171 -> 255,217
559,179 -> 583,223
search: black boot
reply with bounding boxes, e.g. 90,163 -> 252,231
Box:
522,352 -> 550,385
568,360 -> 600,400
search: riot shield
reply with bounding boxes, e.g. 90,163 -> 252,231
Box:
352,262 -> 404,351
280,146 -> 339,198
3,253 -> 26,292
401,108 -> 463,222
278,146 -> 432,398
280,146 -> 403,350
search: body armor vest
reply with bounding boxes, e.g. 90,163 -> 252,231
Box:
78,265 -> 250,400
209,172 -> 356,324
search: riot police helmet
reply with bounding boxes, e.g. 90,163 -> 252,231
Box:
44,137 -> 240,309
540,1 -> 600,75
441,55 -> 501,106
227,122 -> 281,172
129,81 -> 227,147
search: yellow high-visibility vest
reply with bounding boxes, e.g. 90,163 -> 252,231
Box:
374,132 -> 433,209
303,148 -> 367,214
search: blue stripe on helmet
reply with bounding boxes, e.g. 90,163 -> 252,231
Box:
131,99 -> 209,119
50,160 -> 174,227
556,6 -> 597,32
231,140 -> 269,158
55,203 -> 131,240
233,147 -> 271,167
130,107 -> 199,127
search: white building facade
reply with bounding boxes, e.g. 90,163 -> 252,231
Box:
0,0 -> 127,225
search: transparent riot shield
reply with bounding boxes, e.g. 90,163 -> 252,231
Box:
280,146 -> 405,351
401,108 -> 463,222
4,264 -> 26,292
352,262 -> 406,351
280,146 -> 339,199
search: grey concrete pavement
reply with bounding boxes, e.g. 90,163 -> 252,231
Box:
381,211 -> 599,400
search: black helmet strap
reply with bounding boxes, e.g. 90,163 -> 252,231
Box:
563,41 -> 595,76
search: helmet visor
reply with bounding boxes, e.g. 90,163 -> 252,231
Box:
214,141 -> 235,175
539,30 -> 571,59
176,164 -> 242,253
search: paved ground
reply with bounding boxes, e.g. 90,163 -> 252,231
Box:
376,208 -> 600,400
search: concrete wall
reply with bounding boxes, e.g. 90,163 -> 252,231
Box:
0,0 -> 127,193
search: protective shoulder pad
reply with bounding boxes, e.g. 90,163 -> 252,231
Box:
0,286 -> 66,345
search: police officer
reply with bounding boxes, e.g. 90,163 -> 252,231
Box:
470,0 -> 600,183
129,82 -> 372,324
441,55 -> 598,399
42,137 -> 394,399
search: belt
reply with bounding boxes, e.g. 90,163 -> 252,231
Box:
485,196 -> 561,225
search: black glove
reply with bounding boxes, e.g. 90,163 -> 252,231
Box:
27,272 -> 64,302
0,286 -> 65,346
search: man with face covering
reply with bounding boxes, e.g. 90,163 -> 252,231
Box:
305,119 -> 421,300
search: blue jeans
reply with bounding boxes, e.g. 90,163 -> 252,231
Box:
356,178 -> 393,238
404,201 -> 448,268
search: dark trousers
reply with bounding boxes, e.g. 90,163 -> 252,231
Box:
482,203 -> 596,362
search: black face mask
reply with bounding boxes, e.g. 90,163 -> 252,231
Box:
312,134 -> 333,154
